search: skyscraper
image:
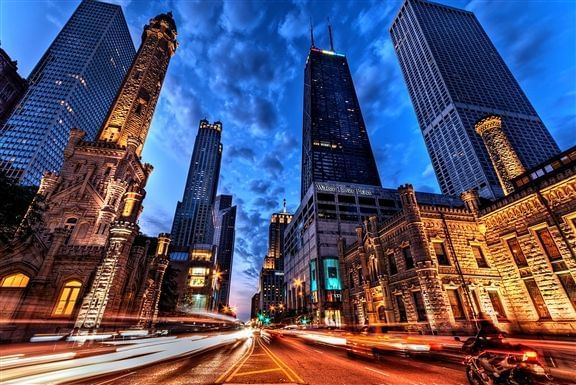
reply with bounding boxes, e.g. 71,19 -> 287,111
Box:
212,194 -> 237,308
0,0 -> 135,186
267,200 -> 292,271
169,119 -> 223,310
300,35 -> 381,198
390,0 -> 560,199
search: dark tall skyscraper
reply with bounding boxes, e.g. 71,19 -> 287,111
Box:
0,0 -> 135,186
301,40 -> 381,198
170,119 -> 223,251
390,0 -> 559,199
169,119 -> 223,311
212,194 -> 237,308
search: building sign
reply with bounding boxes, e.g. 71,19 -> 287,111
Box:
315,182 -> 374,196
323,258 -> 342,290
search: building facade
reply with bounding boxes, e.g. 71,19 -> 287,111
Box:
0,0 -> 136,186
169,119 -> 223,311
340,115 -> 576,335
283,181 -> 461,327
0,12 -> 177,341
0,47 -> 27,124
390,0 -> 559,199
258,206 -> 293,318
300,45 -> 381,198
212,194 -> 237,309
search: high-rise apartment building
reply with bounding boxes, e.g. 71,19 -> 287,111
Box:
0,0 -> 135,186
267,200 -> 292,271
212,194 -> 237,308
169,119 -> 223,311
390,0 -> 559,199
301,43 -> 381,198
0,48 -> 27,124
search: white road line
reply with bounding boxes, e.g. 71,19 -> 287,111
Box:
93,371 -> 136,385
312,349 -> 323,354
364,366 -> 390,377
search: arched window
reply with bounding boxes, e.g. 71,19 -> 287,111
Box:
1,273 -> 30,288
53,280 -> 82,316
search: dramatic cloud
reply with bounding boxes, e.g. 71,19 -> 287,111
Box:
6,0 -> 573,320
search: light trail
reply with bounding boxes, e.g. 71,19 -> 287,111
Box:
1,331 -> 249,385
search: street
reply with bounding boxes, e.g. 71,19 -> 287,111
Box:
87,333 -> 467,385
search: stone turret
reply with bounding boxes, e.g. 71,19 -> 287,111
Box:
98,12 -> 178,155
475,115 -> 526,195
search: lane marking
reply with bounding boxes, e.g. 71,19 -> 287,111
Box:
364,367 -> 390,377
224,339 -> 257,383
258,337 -> 305,384
312,349 -> 323,354
234,368 -> 282,377
93,371 -> 137,385
214,338 -> 253,384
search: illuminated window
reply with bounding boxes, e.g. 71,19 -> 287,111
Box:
54,280 -> 82,316
0,273 -> 30,288
535,228 -> 562,261
506,237 -> 528,267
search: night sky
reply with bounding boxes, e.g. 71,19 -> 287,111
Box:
1,0 -> 574,320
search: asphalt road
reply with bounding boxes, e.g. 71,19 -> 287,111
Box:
87,333 -> 468,385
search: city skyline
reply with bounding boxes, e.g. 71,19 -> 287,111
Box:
1,0 -> 574,320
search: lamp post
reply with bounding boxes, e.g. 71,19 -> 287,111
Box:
293,278 -> 303,314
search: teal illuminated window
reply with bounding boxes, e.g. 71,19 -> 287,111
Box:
323,259 -> 341,290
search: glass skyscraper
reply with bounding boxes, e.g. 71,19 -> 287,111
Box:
169,119 -> 223,311
170,119 -> 223,254
390,0 -> 559,199
301,46 -> 381,198
212,194 -> 237,308
0,0 -> 135,186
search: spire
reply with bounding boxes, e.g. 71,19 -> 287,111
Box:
327,17 -> 334,51
310,17 -> 315,48
283,198 -> 287,213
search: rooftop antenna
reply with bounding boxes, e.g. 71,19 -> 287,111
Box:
310,17 -> 315,48
327,17 -> 334,52
283,198 -> 287,213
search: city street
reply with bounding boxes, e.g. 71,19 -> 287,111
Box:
82,333 -> 467,385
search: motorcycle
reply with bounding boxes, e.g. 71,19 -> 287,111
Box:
461,341 -> 555,385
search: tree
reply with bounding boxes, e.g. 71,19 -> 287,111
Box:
0,171 -> 41,245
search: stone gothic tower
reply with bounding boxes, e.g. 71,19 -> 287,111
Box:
475,115 -> 526,195
99,13 -> 178,156
0,12 -> 177,340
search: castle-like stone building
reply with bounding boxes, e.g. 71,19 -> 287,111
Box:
341,116 -> 576,335
0,12 -> 177,342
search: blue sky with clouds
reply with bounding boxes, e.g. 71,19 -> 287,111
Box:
1,0 -> 574,320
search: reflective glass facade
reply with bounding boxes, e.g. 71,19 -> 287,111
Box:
170,119 -> 223,252
390,0 -> 559,199
301,48 -> 381,198
0,0 -> 135,186
212,194 -> 237,307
